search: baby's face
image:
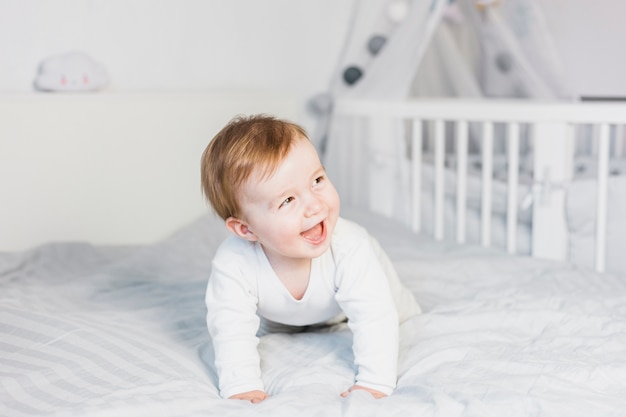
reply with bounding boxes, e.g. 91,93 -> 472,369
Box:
237,138 -> 340,266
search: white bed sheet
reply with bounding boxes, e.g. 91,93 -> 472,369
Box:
1,208 -> 626,417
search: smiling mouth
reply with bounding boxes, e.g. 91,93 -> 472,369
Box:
301,221 -> 326,244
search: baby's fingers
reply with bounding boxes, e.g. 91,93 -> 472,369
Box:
229,390 -> 268,403
341,385 -> 387,399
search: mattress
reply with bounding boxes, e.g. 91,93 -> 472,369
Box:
1,207 -> 625,417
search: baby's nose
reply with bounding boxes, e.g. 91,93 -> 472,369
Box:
304,195 -> 323,217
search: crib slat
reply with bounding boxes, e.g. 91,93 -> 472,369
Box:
434,119 -> 445,241
347,115 -> 361,205
456,121 -> 468,243
411,119 -> 423,233
595,123 -> 610,273
616,124 -> 625,157
481,122 -> 494,247
507,122 -> 520,254
531,122 -> 572,261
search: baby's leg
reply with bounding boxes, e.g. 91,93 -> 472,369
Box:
368,235 -> 422,322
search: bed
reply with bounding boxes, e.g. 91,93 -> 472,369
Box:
2,93 -> 626,417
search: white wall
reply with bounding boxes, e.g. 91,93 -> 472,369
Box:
0,0 -> 355,130
540,0 -> 626,98
0,92 -> 299,250
2,1 -> 626,100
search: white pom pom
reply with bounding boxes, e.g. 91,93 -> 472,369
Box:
387,0 -> 409,23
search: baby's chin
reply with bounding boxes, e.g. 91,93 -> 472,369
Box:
309,239 -> 333,259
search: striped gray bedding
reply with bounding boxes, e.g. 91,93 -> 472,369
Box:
2,209 -> 626,417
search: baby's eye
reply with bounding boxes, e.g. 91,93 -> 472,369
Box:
313,176 -> 324,185
279,196 -> 294,208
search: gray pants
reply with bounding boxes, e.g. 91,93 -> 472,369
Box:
257,313 -> 348,337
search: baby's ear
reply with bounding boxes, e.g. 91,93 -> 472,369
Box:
225,217 -> 258,241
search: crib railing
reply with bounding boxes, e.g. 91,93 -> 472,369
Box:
332,98 -> 626,272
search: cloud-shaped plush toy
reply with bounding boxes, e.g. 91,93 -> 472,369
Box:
34,51 -> 109,92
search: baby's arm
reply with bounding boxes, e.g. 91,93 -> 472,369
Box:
334,238 -> 400,397
206,249 -> 266,400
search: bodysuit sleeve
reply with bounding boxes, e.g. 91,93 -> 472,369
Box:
205,237 -> 263,398
333,221 -> 400,395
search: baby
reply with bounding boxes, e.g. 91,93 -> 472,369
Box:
200,114 -> 420,403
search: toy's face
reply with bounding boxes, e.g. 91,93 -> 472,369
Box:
34,52 -> 109,92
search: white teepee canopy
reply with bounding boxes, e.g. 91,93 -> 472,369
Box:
328,0 -> 573,102
317,0 -> 575,219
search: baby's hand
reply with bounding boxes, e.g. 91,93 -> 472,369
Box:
229,390 -> 269,403
340,385 -> 387,399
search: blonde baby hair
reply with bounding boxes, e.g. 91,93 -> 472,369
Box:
201,114 -> 309,220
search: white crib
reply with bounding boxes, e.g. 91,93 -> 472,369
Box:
330,98 -> 626,274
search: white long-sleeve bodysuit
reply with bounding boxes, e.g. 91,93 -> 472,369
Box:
205,217 -> 420,398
